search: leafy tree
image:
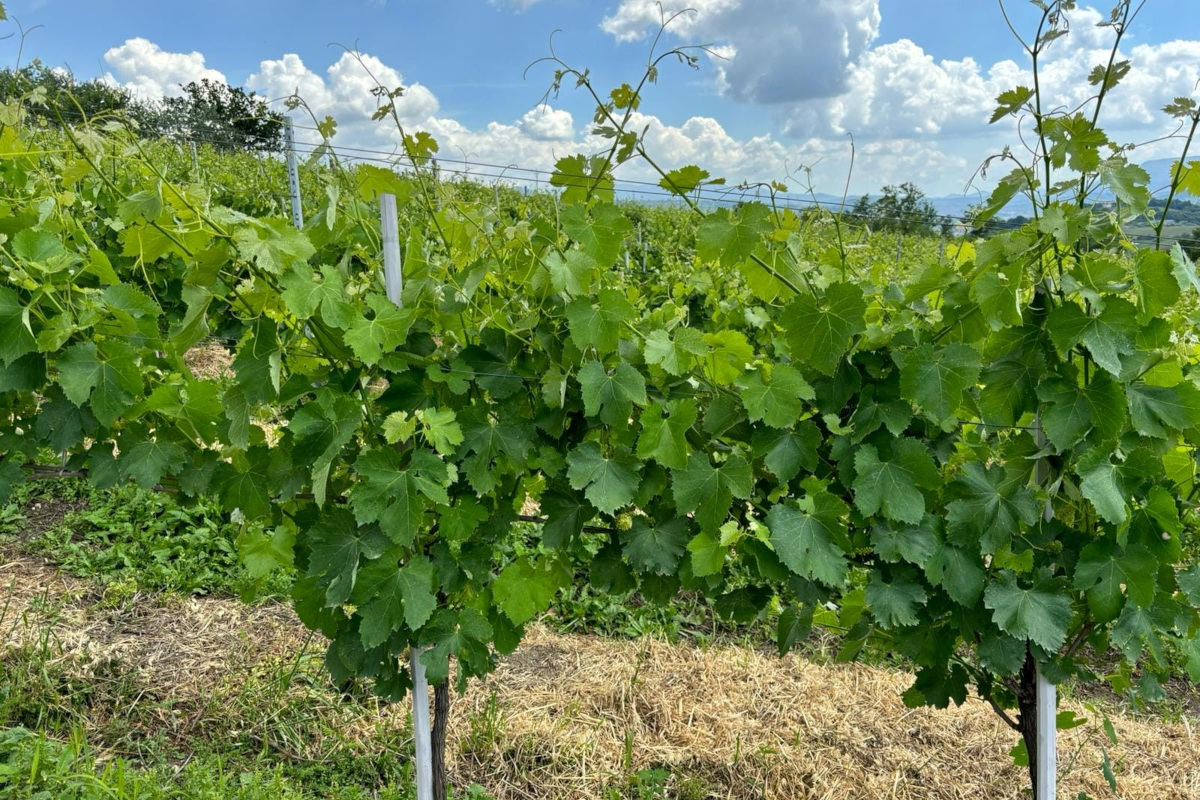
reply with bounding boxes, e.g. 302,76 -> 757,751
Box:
0,66 -> 281,152
0,61 -> 144,123
154,79 -> 283,152
851,182 -> 940,235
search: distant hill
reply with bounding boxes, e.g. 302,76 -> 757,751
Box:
1141,158 -> 1197,196
704,158 -> 1195,224
923,158 -> 1198,222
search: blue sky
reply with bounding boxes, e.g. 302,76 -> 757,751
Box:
4,0 -> 1200,196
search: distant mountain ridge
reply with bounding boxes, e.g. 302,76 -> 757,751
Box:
828,158 -> 1197,222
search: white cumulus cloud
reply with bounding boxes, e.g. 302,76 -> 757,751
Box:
602,0 -> 881,103
82,2 -> 1200,202
102,38 -> 227,100
519,106 -> 575,140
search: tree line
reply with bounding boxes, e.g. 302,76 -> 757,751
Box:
0,61 -> 283,151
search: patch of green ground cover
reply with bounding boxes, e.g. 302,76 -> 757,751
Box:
0,479 -> 292,599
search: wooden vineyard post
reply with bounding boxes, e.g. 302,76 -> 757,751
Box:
379,192 -> 432,800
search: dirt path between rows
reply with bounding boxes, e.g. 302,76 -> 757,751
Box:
2,547 -> 1198,799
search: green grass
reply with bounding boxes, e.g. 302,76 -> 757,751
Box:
0,725 -> 430,800
1,478 -> 292,599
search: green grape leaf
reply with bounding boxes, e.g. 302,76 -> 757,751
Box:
1126,382 -> 1200,438
561,203 -> 633,266
970,260 -> 1024,329
1037,374 -> 1126,450
780,282 -> 866,375
539,488 -> 596,549
659,164 -> 723,195
1178,565 -> 1200,607
1046,299 -> 1137,377
578,360 -> 648,426
979,345 -> 1044,427
643,327 -> 708,376
637,398 -> 697,470
0,459 -> 26,506
290,389 -> 362,503
57,341 -> 142,427
1111,603 -> 1167,664
1170,244 -> 1200,295
738,363 -> 813,428
687,530 -> 727,577
382,411 -> 417,444
565,290 -> 634,354
924,537 -> 985,606
899,343 -> 981,425
232,217 -> 315,274
119,439 -> 186,490
945,463 -> 1039,555
232,319 -> 282,406
542,249 -> 596,296
351,449 -> 454,545
990,86 -> 1034,122
344,295 -> 416,365
238,525 -> 296,579
565,443 -> 639,516
978,630 -> 1027,676
1037,204 -> 1089,247
752,421 -> 821,483
302,508 -> 388,607
416,408 -> 463,456
866,572 -> 927,628
34,388 -> 96,452
214,447 -> 273,521
493,556 -> 570,624
1073,541 -> 1157,623
852,439 -> 939,525
1098,159 -> 1150,213
870,517 -> 937,568
673,453 -> 753,532
1131,250 -> 1181,324
418,608 -> 494,685
281,264 -> 353,327
623,518 -> 690,575
696,204 -> 770,268
355,555 -> 437,648
701,330 -> 754,386
984,571 -> 1073,652
765,502 -> 848,587
1077,450 -> 1131,525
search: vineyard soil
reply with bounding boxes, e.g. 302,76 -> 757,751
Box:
2,535 -> 1197,800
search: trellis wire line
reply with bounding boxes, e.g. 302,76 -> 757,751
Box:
25,110 -> 1200,246
36,103 -> 1200,219
41,110 -> 1199,235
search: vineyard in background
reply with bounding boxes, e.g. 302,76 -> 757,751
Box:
4,2 -> 1200,799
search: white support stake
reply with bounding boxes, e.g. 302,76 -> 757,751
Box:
410,647 -> 434,800
381,193 -> 403,305
379,192 -> 431,800
1036,662 -> 1057,800
1034,408 -> 1056,800
284,116 -> 304,230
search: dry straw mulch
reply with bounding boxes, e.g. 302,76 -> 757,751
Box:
2,549 -> 1199,799
182,340 -> 234,380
